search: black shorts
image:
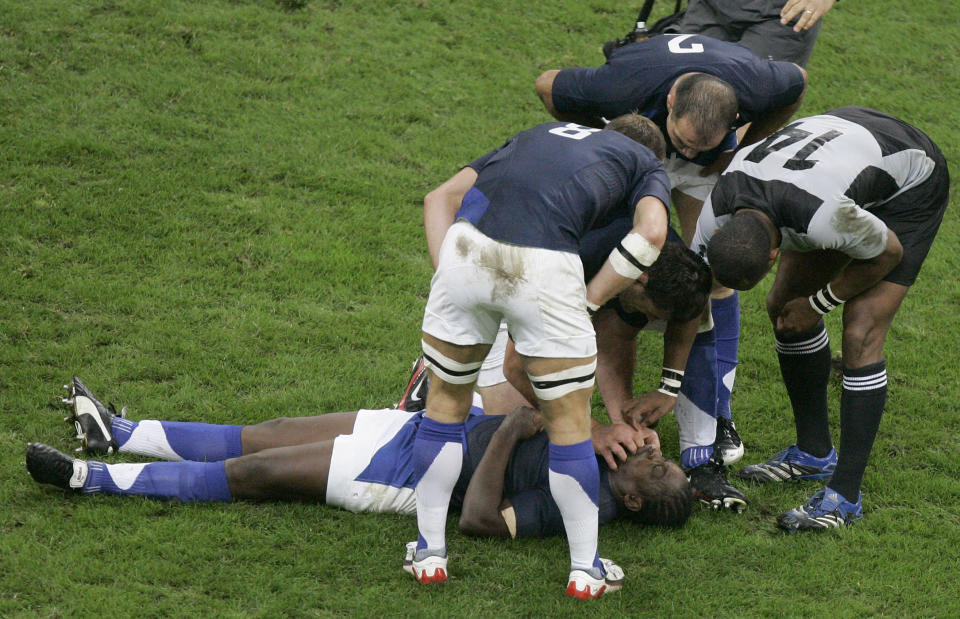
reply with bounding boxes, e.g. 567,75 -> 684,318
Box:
873,143 -> 950,287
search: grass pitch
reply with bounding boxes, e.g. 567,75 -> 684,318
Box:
1,0 -> 959,615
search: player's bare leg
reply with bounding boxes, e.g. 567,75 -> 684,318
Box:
241,413 -> 357,454
521,353 -> 623,599
406,334 -> 489,584
226,439 -> 335,500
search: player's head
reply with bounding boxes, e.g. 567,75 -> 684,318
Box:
666,73 -> 738,159
706,210 -> 780,290
642,242 -> 712,322
605,113 -> 667,161
610,446 -> 694,528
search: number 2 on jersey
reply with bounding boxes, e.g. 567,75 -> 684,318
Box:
745,124 -> 843,170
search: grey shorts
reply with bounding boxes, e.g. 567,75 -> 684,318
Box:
671,0 -> 822,66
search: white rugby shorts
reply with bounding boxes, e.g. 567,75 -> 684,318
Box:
422,221 -> 597,359
665,155 -> 719,202
325,408 -> 419,515
476,322 -> 509,387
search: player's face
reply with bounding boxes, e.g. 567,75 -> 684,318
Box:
666,114 -> 724,159
623,445 -> 677,482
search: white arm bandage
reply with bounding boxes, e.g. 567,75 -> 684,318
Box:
608,233 -> 661,279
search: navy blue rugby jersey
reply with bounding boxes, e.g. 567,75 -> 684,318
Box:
693,107 -> 941,261
450,415 -> 619,538
456,122 -> 670,254
553,34 -> 805,165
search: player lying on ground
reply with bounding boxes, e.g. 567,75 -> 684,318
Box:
27,378 -> 693,544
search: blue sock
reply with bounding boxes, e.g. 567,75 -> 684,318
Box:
83,460 -> 233,502
413,417 -> 465,554
712,293 -> 740,421
681,445 -> 715,470
677,329 -> 718,469
112,417 -> 243,462
549,440 -> 602,573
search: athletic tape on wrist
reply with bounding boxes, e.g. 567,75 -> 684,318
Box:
808,283 -> 844,315
586,300 -> 600,317
609,233 -> 660,279
657,367 -> 684,397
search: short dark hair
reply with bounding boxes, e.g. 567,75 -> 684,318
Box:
605,113 -> 667,161
672,74 -> 738,143
644,242 -> 712,322
622,461 -> 694,528
706,211 -> 774,290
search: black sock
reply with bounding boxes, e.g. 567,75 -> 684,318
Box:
828,360 -> 887,500
775,323 -> 833,458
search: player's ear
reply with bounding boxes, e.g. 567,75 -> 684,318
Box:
768,247 -> 780,265
622,493 -> 643,513
666,90 -> 675,111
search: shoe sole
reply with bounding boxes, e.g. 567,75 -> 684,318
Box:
697,495 -> 747,513
404,558 -> 448,584
566,559 -> 623,599
402,542 -> 448,584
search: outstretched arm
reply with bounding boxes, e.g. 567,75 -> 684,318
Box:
593,307 -> 641,424
622,313 -> 701,429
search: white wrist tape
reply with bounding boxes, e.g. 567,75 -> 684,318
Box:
657,367 -> 684,397
808,283 -> 844,315
586,300 -> 601,316
609,233 -> 661,279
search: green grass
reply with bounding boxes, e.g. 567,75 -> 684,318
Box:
1,0 -> 959,615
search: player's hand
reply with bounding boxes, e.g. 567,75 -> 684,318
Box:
499,406 -> 543,440
776,296 -> 822,336
621,390 -> 677,429
699,149 -> 735,177
591,422 -> 660,470
780,0 -> 835,31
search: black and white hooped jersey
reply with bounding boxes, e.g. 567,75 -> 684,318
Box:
692,107 -> 939,260
457,122 -> 671,254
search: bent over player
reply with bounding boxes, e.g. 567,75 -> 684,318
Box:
693,106 -> 950,531
414,114 -> 671,597
536,33 -> 808,472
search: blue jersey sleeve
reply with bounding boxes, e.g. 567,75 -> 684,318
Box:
510,489 -> 565,538
626,157 -> 671,216
732,60 -> 805,124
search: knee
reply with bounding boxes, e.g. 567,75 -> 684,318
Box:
765,293 -> 782,325
248,416 -> 297,434
225,453 -> 274,497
